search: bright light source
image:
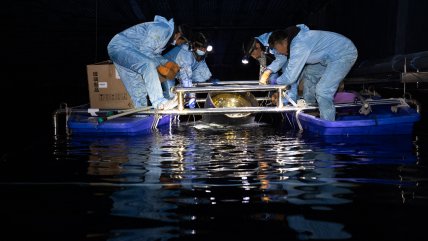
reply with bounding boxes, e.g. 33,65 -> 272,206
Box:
242,58 -> 249,64
207,45 -> 213,52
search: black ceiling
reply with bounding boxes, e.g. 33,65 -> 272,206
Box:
10,0 -> 428,76
6,0 -> 428,108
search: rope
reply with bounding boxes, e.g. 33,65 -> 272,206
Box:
63,103 -> 71,136
151,115 -> 161,130
295,109 -> 303,131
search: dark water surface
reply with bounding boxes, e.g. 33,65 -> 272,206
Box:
1,119 -> 428,241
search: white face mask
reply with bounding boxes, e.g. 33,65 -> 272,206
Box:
196,49 -> 206,56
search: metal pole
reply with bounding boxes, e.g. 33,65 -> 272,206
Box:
174,84 -> 288,94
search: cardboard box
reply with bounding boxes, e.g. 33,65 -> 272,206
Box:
87,61 -> 134,109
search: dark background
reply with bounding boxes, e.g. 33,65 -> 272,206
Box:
3,0 -> 428,155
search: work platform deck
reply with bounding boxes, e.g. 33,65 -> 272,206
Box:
55,80 -> 420,136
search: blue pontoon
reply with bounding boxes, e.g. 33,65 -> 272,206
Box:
57,81 -> 420,136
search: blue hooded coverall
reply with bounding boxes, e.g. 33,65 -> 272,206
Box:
163,43 -> 212,99
275,24 -> 358,120
256,29 -> 304,104
107,15 -> 174,108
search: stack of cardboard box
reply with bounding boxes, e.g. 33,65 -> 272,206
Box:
86,61 -> 134,109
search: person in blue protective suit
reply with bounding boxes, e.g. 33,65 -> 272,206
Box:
163,32 -> 212,108
268,24 -> 358,120
243,33 -> 285,84
107,15 -> 192,110
243,29 -> 303,106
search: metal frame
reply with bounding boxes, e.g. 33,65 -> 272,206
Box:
173,84 -> 289,110
53,82 -> 411,134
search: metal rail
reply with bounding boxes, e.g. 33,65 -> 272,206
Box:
53,76 -> 411,135
173,84 -> 288,110
56,98 -> 406,117
53,96 -> 409,134
173,84 -> 288,93
95,98 -> 405,116
195,80 -> 260,86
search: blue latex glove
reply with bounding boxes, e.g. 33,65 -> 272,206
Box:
210,78 -> 220,85
269,78 -> 277,85
187,97 -> 196,109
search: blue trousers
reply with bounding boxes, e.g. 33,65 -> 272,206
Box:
302,56 -> 357,120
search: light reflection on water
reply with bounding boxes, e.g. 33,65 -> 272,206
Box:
55,121 -> 422,240
1,120 -> 425,240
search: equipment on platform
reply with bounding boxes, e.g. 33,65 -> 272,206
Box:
202,92 -> 258,125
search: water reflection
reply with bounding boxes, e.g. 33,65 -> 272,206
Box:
301,134 -> 419,186
312,134 -> 418,165
287,215 -> 352,240
61,121 -> 419,240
